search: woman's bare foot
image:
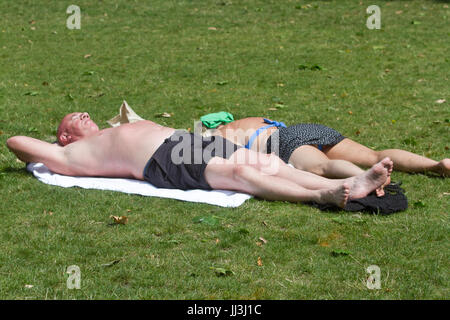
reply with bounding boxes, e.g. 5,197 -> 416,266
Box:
346,157 -> 393,199
318,183 -> 350,208
433,159 -> 450,177
375,175 -> 391,197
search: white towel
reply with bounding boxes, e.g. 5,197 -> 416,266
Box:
26,163 -> 252,208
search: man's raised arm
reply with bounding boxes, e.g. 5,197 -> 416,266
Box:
6,136 -> 69,174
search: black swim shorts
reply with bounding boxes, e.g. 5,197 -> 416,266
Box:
143,131 -> 241,190
266,123 -> 345,163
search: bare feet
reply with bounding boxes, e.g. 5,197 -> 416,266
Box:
375,175 -> 391,197
318,183 -> 350,208
434,159 -> 450,177
375,160 -> 393,197
347,157 -> 393,200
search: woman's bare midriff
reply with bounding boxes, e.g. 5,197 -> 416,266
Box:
214,117 -> 279,153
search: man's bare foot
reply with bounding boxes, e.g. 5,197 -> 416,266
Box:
347,157 -> 393,199
318,183 -> 350,208
434,159 -> 450,177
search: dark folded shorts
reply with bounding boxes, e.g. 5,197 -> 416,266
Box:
266,123 -> 345,163
143,131 -> 241,190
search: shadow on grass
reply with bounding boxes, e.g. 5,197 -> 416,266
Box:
0,166 -> 30,177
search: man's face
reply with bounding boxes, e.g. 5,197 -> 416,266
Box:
57,112 -> 99,145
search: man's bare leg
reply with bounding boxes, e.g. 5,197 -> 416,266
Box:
204,159 -> 350,208
325,138 -> 450,176
241,149 -> 392,199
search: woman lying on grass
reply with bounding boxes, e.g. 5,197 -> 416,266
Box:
208,117 -> 449,180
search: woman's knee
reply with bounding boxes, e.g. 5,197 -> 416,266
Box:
305,160 -> 330,176
368,150 -> 383,164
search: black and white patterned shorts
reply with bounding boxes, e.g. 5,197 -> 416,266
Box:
266,124 -> 345,163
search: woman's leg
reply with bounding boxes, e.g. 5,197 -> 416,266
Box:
205,149 -> 391,201
325,138 -> 450,176
288,145 -> 366,178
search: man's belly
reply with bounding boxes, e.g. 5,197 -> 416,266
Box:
119,128 -> 176,180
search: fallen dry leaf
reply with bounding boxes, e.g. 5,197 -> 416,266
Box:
257,257 -> 263,266
155,112 -> 173,118
258,237 -> 267,245
110,215 -> 128,225
318,241 -> 330,247
84,54 -> 92,59
435,99 -> 446,104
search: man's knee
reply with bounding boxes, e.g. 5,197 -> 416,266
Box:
232,164 -> 252,181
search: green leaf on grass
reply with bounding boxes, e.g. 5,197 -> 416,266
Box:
271,96 -> 283,103
238,228 -> 250,235
310,64 -> 325,71
24,91 -> 38,96
274,103 -> 287,109
193,215 -> 220,226
211,267 -> 234,277
331,217 -> 346,225
298,64 -> 309,70
216,81 -> 228,86
331,249 -> 352,257
298,64 -> 326,71
83,71 -> 95,75
413,200 -> 426,207
100,259 -> 122,268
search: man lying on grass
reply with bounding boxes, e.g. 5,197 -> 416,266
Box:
6,112 -> 393,209
207,117 -> 449,179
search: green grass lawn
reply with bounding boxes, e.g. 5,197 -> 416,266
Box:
0,0 -> 449,299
